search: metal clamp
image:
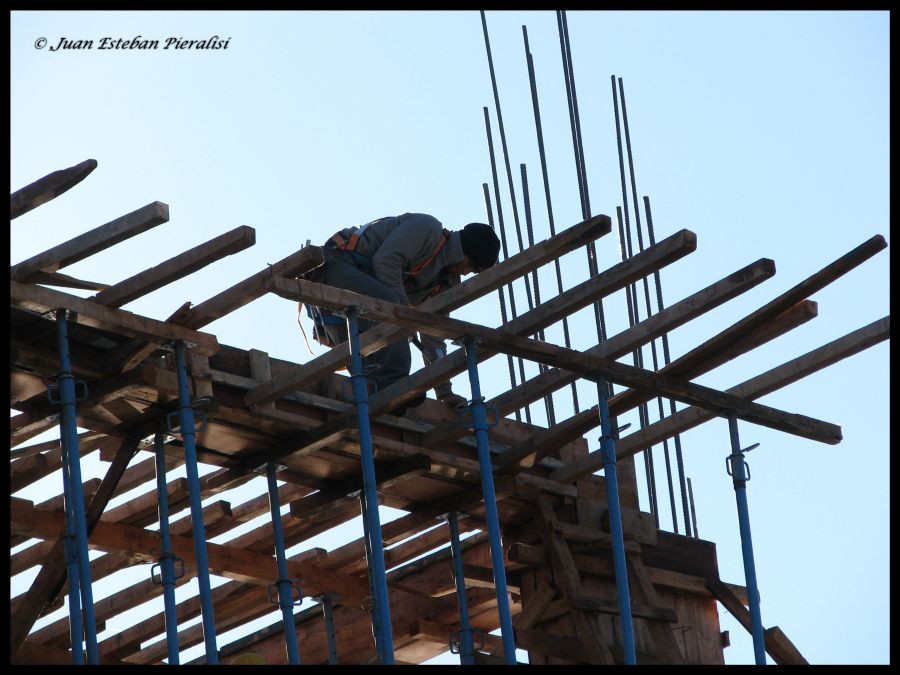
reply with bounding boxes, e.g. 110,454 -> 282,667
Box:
150,550 -> 186,585
726,454 -> 751,481
47,378 -> 89,404
449,627 -> 484,654
267,579 -> 304,607
458,400 -> 500,428
166,408 -> 208,434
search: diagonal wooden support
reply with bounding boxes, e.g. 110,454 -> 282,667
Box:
625,548 -> 686,664
281,278 -> 842,446
10,433 -> 140,658
532,497 -> 616,664
705,579 -> 808,665
10,158 -> 98,220
246,214 -> 616,408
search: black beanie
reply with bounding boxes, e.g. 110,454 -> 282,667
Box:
459,222 -> 501,272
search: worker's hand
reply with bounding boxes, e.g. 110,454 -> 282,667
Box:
438,392 -> 468,410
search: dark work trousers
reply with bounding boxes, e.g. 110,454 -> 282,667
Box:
320,250 -> 411,394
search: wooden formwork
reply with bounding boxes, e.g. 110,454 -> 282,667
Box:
9,161 -> 887,664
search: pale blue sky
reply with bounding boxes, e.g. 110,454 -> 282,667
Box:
10,10 -> 889,665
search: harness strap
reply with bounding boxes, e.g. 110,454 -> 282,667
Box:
406,229 -> 451,278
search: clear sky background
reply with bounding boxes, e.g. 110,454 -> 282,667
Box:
10,10 -> 889,665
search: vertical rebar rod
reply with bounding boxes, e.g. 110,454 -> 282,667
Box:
154,431 -> 180,664
481,109 -> 532,425
687,477 -> 699,539
557,9 -> 610,412
447,511 -> 476,665
597,383 -> 637,665
522,24 -> 579,414
55,308 -> 99,664
482,180 -> 522,423
320,594 -> 338,664
172,340 -> 218,664
644,195 -> 693,536
617,77 -> 679,533
615,208 -> 656,524
726,415 -> 766,665
520,162 -> 556,427
480,10 -> 536,313
611,79 -> 660,527
266,463 -> 301,664
346,308 -> 394,664
464,338 -> 517,664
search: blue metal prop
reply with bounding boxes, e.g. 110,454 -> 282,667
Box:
346,307 -> 395,664
463,337 -> 517,664
154,431 -> 181,664
726,414 -> 766,665
54,308 -> 99,663
447,511 -> 476,665
171,340 -> 219,664
266,463 -> 302,664
596,388 -> 637,664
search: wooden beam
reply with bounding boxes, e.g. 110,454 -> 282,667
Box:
284,278 -> 843,447
91,225 -> 256,308
10,280 -> 220,355
247,214 -> 616,407
10,158 -> 98,220
611,234 -> 887,414
10,201 -> 169,280
553,315 -> 890,483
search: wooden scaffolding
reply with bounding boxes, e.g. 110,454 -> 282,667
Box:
10,160 -> 889,664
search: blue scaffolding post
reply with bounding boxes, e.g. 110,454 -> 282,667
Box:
52,308 -> 100,664
595,384 -> 637,665
318,594 -> 339,665
265,463 -> 302,664
345,307 -> 395,664
153,431 -> 183,664
58,433 -> 84,664
447,511 -> 476,665
170,339 -> 219,664
725,414 -> 766,665
463,337 -> 517,664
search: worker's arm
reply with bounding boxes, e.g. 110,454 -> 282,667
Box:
370,215 -> 445,305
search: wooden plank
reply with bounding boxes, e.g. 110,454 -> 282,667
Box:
10,158 -> 98,220
626,551 -> 686,663
180,244 -> 325,330
10,281 -> 220,355
247,348 -> 275,412
247,214 -> 616,407
611,234 -> 887,414
283,278 -> 842,447
553,315 -> 890,483
91,225 -> 256,308
495,406 -> 600,473
10,201 -> 169,280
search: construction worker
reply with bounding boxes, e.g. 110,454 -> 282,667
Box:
307,213 -> 501,413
